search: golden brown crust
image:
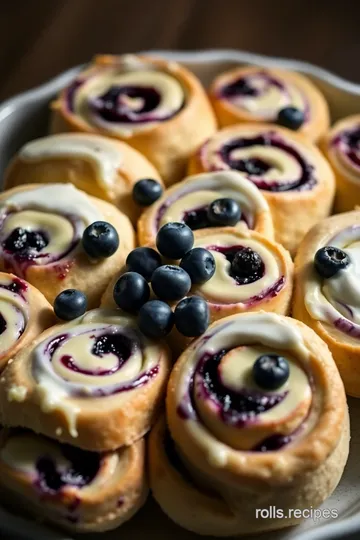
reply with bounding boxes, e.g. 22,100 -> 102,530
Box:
0,273 -> 55,371
0,310 -> 172,451
0,430 -> 148,532
188,123 -> 335,255
0,184 -> 136,308
209,66 -> 330,142
51,54 -> 217,186
320,114 -> 360,212
3,135 -> 162,225
293,210 -> 360,397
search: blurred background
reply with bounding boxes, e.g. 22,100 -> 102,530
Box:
1,0 -> 360,100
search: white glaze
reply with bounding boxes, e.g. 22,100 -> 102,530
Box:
19,134 -> 124,193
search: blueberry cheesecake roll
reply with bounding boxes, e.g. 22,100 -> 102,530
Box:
293,210 -> 360,397
0,428 -> 147,532
0,183 -> 135,307
51,54 -> 217,185
137,171 -> 274,246
3,133 -> 162,225
0,272 -> 54,371
189,124 -> 335,254
321,115 -> 360,212
149,312 -> 349,536
0,309 -> 171,451
209,66 -> 329,142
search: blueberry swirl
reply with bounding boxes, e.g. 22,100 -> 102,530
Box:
329,118 -> 360,181
199,128 -> 316,192
0,275 -> 28,359
65,55 -> 185,136
305,225 -> 360,338
172,313 -> 312,454
0,184 -> 102,276
216,69 -> 308,122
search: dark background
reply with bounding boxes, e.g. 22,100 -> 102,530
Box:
1,0 -> 360,102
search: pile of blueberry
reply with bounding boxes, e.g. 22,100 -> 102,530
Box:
113,222 -> 216,339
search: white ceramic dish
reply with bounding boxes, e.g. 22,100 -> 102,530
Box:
1,49 -> 360,540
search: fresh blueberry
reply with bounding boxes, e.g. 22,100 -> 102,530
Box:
253,354 -> 290,390
54,289 -> 87,321
156,222 -> 194,259
174,296 -> 210,337
132,178 -> 163,206
151,265 -> 191,301
126,247 -> 162,281
314,246 -> 350,278
82,221 -> 119,259
113,272 -> 150,313
230,247 -> 264,285
207,198 -> 241,227
138,300 -> 174,338
180,248 -> 216,284
277,107 -> 305,131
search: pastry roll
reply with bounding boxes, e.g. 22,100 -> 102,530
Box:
0,428 -> 147,532
51,54 -> 217,186
293,210 -> 360,397
189,123 -> 335,254
149,312 -> 349,536
0,183 -> 135,307
0,309 -> 171,450
321,114 -> 360,212
3,133 -> 162,225
209,66 -> 329,142
138,170 -> 274,246
0,272 -> 54,371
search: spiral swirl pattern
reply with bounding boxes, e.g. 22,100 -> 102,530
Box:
0,275 -> 28,358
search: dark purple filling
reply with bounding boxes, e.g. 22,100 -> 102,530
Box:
2,227 -> 49,261
60,333 -> 133,376
198,349 -> 286,426
220,72 -> 284,100
332,126 -> 360,168
0,313 -> 6,335
253,433 -> 293,452
35,444 -> 100,495
217,133 -> 315,192
208,244 -> 265,285
0,277 -> 28,298
183,206 -> 211,230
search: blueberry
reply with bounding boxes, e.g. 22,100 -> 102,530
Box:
180,248 -> 216,284
230,247 -> 264,285
151,265 -> 191,301
156,222 -> 194,259
113,272 -> 150,313
174,296 -> 210,337
253,354 -> 290,390
277,107 -> 305,131
138,300 -> 174,338
82,221 -> 119,259
314,246 -> 350,279
54,289 -> 87,321
132,178 -> 163,206
3,227 -> 48,254
126,247 -> 162,281
207,198 -> 241,227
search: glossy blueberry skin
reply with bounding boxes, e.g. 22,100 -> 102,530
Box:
132,179 -> 163,206
314,246 -> 350,279
126,247 -> 162,281
277,106 -> 305,131
253,354 -> 290,390
113,272 -> 150,313
174,296 -> 210,337
156,222 -> 194,259
151,265 -> 191,301
138,300 -> 174,338
230,247 -> 263,285
207,198 -> 241,227
180,247 -> 216,285
54,289 -> 88,321
82,221 -> 119,259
